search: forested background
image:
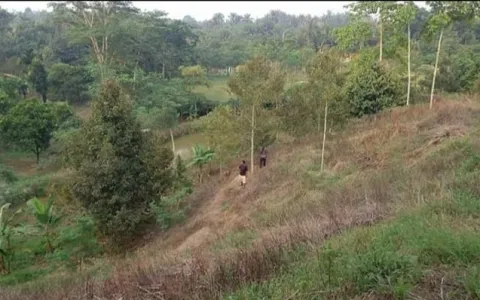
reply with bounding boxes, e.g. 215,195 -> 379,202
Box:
1,1 -> 480,292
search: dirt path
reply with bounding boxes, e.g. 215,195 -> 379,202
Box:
175,175 -> 244,252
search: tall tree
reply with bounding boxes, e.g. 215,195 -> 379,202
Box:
0,100 -> 57,163
425,1 -> 480,108
67,80 -> 174,249
348,1 -> 397,62
333,16 -> 373,52
179,65 -> 210,118
391,1 -> 418,106
28,59 -> 48,103
228,56 -> 285,174
306,49 -> 345,172
49,1 -> 139,79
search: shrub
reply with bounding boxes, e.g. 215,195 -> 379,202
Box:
344,58 -> 403,117
67,80 -> 175,250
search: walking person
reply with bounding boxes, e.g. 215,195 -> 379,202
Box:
259,147 -> 267,168
239,160 -> 248,188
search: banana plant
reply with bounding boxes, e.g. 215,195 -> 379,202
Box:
187,144 -> 215,183
0,203 -> 22,274
27,195 -> 61,253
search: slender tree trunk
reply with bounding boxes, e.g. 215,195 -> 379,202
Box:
407,23 -> 411,107
430,28 -> 444,109
251,105 -> 255,175
317,107 -> 321,132
35,147 -> 40,164
45,226 -> 53,253
41,93 -> 47,104
170,128 -> 175,154
0,256 -> 7,274
133,62 -> 138,93
320,100 -> 328,173
162,63 -> 166,79
379,20 -> 383,62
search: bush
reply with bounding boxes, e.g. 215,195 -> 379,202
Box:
67,80 -> 175,250
344,58 -> 403,118
0,164 -> 17,184
0,175 -> 51,206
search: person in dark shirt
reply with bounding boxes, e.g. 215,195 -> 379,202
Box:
260,147 -> 267,168
239,160 -> 248,188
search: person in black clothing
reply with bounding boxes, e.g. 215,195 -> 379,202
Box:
239,160 -> 248,188
260,147 -> 267,168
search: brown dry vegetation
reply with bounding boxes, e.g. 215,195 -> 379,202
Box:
3,98 -> 480,300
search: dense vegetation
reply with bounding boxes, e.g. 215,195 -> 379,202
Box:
1,1 -> 480,298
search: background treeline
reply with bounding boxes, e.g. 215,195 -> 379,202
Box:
1,0 -> 480,288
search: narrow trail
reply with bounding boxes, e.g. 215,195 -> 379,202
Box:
176,174 -> 245,252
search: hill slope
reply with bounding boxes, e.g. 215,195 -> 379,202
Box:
4,98 -> 480,300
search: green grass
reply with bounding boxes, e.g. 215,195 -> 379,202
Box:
211,229 -> 258,252
0,215 -> 102,286
195,76 -> 232,103
196,73 -> 309,104
225,136 -> 480,299
226,191 -> 480,299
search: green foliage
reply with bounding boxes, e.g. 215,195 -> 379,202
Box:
228,56 -> 284,107
436,45 -> 480,92
0,91 -> 14,116
67,80 -> 175,250
201,105 -> 243,166
27,196 -> 61,253
150,186 -> 192,230
227,56 -> 285,170
28,59 -> 48,103
0,203 -> 22,274
333,18 -> 373,52
227,193 -> 480,299
0,100 -> 57,163
174,155 -> 190,189
48,63 -> 94,104
0,174 -> 51,207
188,144 -> 215,182
344,56 -> 403,117
280,49 -> 348,136
211,229 -> 258,252
49,215 -> 102,270
0,164 -> 17,184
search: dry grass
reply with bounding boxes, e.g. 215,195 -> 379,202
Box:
3,99 -> 480,300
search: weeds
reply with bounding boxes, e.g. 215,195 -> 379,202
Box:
2,100 -> 480,299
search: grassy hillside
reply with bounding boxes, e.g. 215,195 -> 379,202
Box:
3,97 -> 480,299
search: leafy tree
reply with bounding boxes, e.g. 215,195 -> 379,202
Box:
228,56 -> 285,174
179,65 -> 210,118
344,53 -> 403,117
333,17 -> 373,52
0,90 -> 14,115
49,1 -> 139,79
188,144 -> 215,183
48,63 -> 94,104
67,80 -> 174,249
391,1 -> 418,106
0,203 -> 22,274
28,59 -> 48,103
201,105 -> 243,167
0,99 -> 57,163
27,196 -> 61,253
306,49 -> 345,171
348,1 -> 398,62
424,1 -> 480,108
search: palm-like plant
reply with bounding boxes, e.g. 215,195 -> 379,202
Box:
188,144 -> 215,183
27,195 -> 61,253
0,203 -> 22,274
